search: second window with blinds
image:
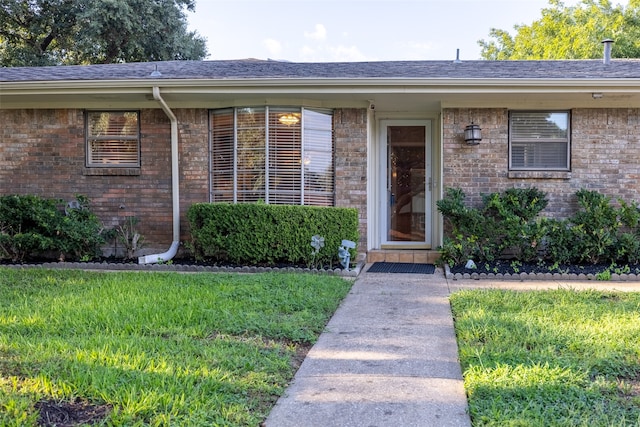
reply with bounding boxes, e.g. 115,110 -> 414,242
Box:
509,111 -> 570,171
210,107 -> 334,206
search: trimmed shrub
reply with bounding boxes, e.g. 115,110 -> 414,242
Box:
187,203 -> 359,268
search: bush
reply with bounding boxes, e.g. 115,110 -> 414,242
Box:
0,195 -> 59,261
544,218 -> 578,265
55,195 -> 105,261
438,187 -> 640,267
437,187 -> 548,265
482,187 -> 548,260
565,190 -> 640,265
0,194 -> 104,262
187,203 -> 359,268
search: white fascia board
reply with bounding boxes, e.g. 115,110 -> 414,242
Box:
3,77 -> 640,95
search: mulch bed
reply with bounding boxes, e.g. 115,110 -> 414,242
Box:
35,399 -> 111,427
0,256 -> 358,276
449,259 -> 640,277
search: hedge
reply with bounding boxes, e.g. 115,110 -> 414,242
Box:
187,203 -> 359,268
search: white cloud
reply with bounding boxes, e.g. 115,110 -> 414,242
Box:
299,23 -> 373,62
299,44 -> 372,62
327,45 -> 370,62
300,45 -> 316,58
397,40 -> 437,60
263,38 -> 283,57
304,24 -> 327,41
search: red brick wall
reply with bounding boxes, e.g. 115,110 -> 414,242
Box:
0,108 -> 209,255
4,106 -> 638,257
443,108 -> 640,218
334,108 -> 368,250
0,107 -> 369,256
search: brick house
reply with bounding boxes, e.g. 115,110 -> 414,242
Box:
1,56 -> 640,264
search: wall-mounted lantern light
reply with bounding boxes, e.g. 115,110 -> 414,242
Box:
464,122 -> 482,145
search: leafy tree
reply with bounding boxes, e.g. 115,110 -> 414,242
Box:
0,0 -> 208,66
479,0 -> 640,59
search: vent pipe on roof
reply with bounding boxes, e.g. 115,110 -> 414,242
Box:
138,87 -> 180,264
453,49 -> 461,63
602,39 -> 614,65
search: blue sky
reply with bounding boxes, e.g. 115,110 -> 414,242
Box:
187,0 -> 587,62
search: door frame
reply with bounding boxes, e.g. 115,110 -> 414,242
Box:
378,119 -> 432,249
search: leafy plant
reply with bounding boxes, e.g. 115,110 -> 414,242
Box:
440,187 -> 640,269
114,216 -> 145,259
436,188 -> 497,265
309,234 -> 326,269
0,194 -> 58,261
571,189 -> 619,264
544,218 -> 578,265
0,194 -> 105,262
55,195 -> 105,261
437,187 -> 548,265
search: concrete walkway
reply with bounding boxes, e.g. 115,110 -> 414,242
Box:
265,267 -> 471,427
266,266 -> 640,427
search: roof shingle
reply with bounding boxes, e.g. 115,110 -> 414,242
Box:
2,59 -> 640,82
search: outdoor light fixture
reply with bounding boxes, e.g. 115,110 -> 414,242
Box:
278,113 -> 300,126
464,122 -> 482,145
592,92 -> 604,99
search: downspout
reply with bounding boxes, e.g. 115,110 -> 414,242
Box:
138,86 -> 180,264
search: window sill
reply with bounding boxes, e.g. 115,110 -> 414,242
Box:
83,168 -> 141,176
508,171 -> 571,180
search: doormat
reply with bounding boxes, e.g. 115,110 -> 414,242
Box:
367,262 -> 435,274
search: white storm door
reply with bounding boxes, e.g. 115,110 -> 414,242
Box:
379,120 -> 432,247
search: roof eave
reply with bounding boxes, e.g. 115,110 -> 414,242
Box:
2,77 -> 640,95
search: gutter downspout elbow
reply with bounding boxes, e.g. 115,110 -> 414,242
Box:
139,86 -> 180,264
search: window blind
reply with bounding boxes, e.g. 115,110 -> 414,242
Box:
211,109 -> 235,202
303,110 -> 334,206
269,109 -> 301,204
86,111 -> 140,167
510,111 -> 569,170
209,107 -> 334,206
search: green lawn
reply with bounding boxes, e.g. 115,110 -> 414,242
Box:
0,268 -> 352,426
451,289 -> 640,426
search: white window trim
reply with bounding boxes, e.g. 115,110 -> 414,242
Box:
86,110 -> 141,168
508,110 -> 570,172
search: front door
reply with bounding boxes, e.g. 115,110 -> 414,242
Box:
380,120 -> 432,247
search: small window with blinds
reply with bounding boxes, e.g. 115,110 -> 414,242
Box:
209,107 -> 334,206
86,111 -> 140,167
509,111 -> 570,171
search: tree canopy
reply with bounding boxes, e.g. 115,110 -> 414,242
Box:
479,0 -> 640,59
0,0 -> 208,66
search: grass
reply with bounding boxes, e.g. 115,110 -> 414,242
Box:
0,267 -> 352,426
451,289 -> 640,426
